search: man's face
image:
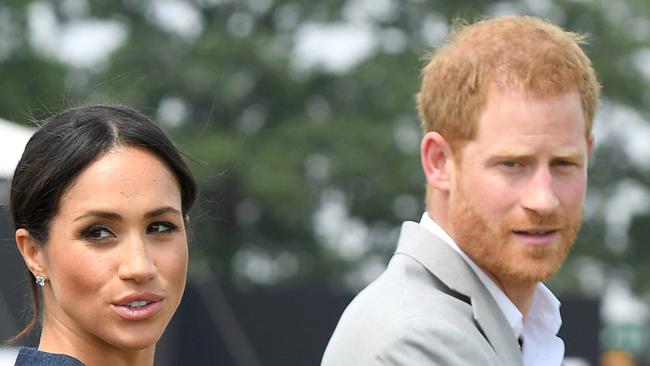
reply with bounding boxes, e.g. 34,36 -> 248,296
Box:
448,88 -> 592,288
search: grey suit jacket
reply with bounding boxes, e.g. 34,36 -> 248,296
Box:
321,222 -> 524,365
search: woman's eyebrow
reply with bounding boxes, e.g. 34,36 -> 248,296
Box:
73,211 -> 121,222
73,207 -> 181,222
144,206 -> 182,219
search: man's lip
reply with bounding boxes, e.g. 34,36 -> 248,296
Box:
512,228 -> 560,235
112,291 -> 164,306
512,229 -> 560,246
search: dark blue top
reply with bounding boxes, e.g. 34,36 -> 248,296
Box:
14,347 -> 85,366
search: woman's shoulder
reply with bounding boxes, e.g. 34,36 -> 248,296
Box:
14,347 -> 85,366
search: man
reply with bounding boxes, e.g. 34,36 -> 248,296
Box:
321,15 -> 600,366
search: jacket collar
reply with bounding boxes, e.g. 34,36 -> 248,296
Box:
395,221 -> 523,366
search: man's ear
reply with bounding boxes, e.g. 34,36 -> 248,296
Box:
421,131 -> 455,192
587,133 -> 595,157
15,228 -> 46,277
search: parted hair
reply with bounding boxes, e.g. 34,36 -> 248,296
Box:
8,104 -> 197,343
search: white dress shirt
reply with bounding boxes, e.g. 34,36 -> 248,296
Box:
419,213 -> 565,366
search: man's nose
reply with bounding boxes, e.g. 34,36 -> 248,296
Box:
520,167 -> 559,216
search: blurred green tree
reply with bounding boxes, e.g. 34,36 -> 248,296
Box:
1,0 -> 649,296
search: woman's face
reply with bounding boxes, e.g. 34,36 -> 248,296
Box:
40,147 -> 188,353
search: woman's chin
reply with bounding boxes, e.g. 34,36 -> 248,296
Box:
110,330 -> 163,352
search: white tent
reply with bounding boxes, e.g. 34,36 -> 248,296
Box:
0,118 -> 34,179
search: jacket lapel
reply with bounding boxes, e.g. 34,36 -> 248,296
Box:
395,222 -> 523,366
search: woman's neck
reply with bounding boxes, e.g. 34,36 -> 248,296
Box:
39,316 -> 155,366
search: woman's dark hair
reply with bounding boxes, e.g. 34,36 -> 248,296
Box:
8,105 -> 197,343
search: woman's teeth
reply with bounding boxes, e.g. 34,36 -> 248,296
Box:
127,300 -> 149,308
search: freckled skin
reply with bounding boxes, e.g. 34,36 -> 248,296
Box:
37,147 -> 188,366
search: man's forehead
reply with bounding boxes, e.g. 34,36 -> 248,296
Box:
460,89 -> 590,153
485,146 -> 586,158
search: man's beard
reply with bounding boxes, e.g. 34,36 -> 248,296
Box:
448,181 -> 581,286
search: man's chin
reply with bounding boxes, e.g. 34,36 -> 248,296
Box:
502,261 -> 563,285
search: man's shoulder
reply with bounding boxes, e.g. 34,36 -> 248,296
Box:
343,253 -> 473,319
321,254 -> 497,365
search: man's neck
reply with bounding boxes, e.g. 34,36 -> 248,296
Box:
420,207 -> 539,318
489,277 -> 537,317
422,209 -> 538,317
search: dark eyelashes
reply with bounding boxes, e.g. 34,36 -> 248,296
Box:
78,221 -> 181,241
148,221 -> 180,233
79,224 -> 114,240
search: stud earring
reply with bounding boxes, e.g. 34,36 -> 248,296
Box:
35,276 -> 46,287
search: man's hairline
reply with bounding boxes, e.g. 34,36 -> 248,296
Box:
429,85 -> 594,161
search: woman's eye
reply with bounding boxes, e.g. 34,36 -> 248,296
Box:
148,222 -> 178,234
82,226 -> 115,240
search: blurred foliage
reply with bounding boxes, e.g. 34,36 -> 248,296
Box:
1,0 -> 650,294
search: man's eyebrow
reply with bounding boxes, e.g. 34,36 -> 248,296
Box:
487,149 -> 534,159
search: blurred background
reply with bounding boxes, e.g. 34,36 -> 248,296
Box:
0,0 -> 649,365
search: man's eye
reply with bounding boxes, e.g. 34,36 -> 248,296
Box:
501,161 -> 522,168
555,160 -> 576,167
148,222 -> 178,234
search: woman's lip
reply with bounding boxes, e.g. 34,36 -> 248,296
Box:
112,300 -> 163,321
113,291 -> 163,306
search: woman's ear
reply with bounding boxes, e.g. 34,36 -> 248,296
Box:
15,228 -> 46,277
420,131 -> 455,192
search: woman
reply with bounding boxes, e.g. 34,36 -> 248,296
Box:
9,105 -> 196,365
